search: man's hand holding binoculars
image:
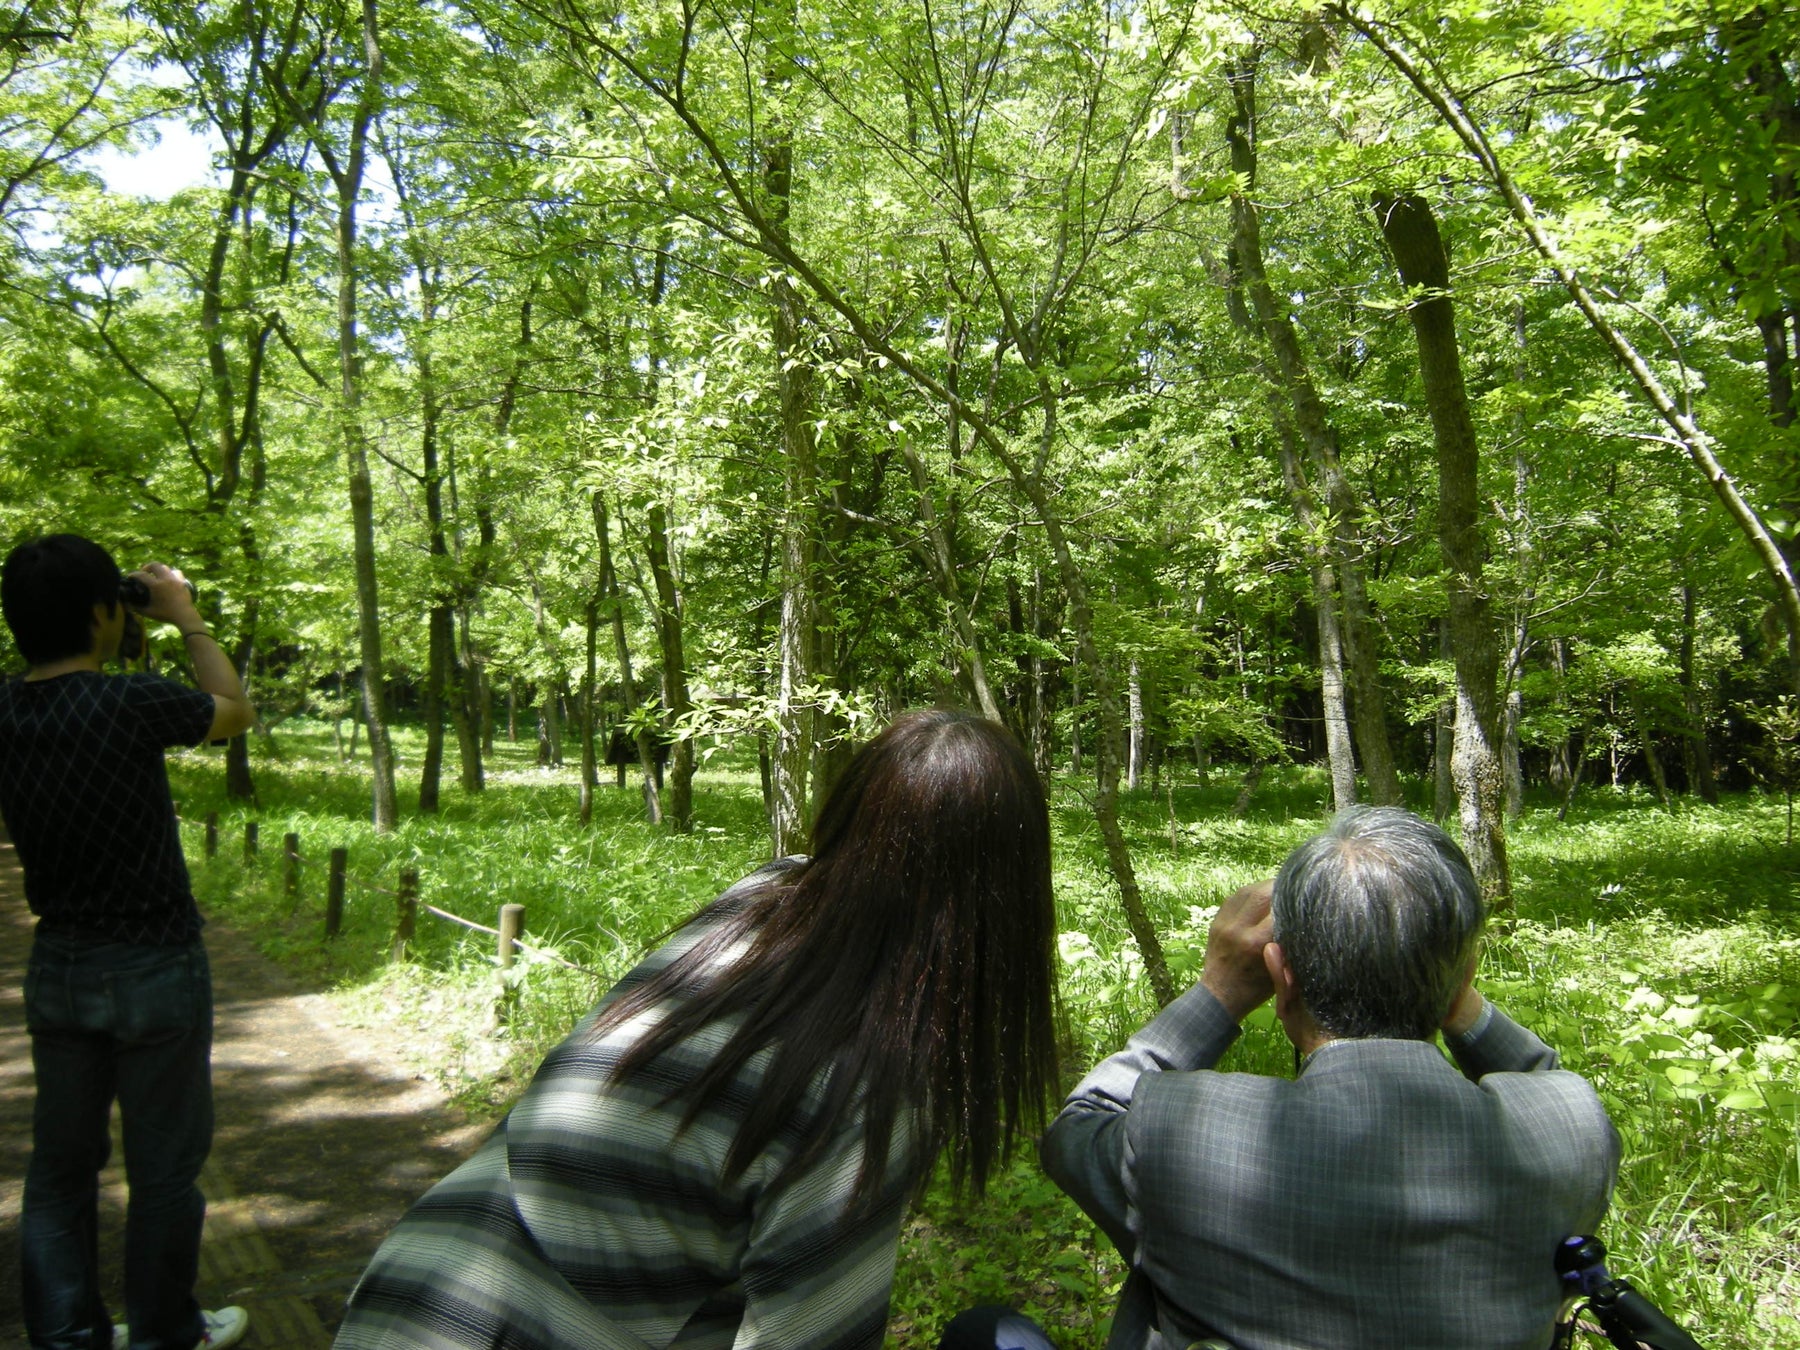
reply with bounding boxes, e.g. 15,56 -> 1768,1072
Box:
122,562 -> 204,634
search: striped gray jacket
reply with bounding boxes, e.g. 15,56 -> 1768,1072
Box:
335,864 -> 920,1350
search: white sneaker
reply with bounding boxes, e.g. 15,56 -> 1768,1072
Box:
200,1308 -> 249,1350
112,1325 -> 129,1350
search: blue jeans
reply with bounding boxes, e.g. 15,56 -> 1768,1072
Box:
21,933 -> 213,1350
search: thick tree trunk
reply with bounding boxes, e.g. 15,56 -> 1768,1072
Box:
645,502 -> 695,832
1375,190 -> 1509,903
1227,56 -> 1402,807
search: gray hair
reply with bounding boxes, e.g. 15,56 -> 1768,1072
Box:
1272,806 -> 1485,1041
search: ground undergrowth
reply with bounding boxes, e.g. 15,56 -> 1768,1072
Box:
170,722 -> 1800,1349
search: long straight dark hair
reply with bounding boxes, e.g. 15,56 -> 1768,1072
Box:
588,708 -> 1058,1204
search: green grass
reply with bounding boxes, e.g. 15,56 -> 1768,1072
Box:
169,728 -> 1800,1349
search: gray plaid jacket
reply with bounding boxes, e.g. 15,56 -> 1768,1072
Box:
1041,988 -> 1619,1350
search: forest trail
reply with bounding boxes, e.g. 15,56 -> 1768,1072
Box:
0,832 -> 489,1348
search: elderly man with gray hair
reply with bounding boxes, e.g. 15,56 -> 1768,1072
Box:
1042,807 -> 1619,1350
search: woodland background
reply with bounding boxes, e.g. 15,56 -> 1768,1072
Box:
3,0 -> 1800,1344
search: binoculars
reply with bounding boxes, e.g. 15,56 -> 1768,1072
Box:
117,574 -> 198,663
119,574 -> 196,610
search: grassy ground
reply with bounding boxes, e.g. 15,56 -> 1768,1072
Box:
170,723 -> 1800,1348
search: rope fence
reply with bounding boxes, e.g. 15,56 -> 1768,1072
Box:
193,811 -> 604,986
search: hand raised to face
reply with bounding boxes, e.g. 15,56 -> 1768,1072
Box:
1199,879 -> 1276,1022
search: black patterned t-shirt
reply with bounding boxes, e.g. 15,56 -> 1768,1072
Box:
0,671 -> 216,945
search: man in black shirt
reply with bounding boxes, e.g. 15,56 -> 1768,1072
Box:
0,535 -> 255,1350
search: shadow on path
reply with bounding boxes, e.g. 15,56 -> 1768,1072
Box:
0,835 -> 490,1348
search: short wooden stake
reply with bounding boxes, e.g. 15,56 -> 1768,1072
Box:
325,848 -> 347,939
498,904 -> 526,970
391,868 -> 419,961
244,821 -> 259,861
204,812 -> 218,858
282,833 -> 301,903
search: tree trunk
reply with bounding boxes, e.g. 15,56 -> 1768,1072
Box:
1070,660 -> 1083,777
418,358 -> 448,812
905,438 -> 1003,722
328,0 -> 396,833
1375,189 -> 1509,903
421,607 -> 451,812
1434,622 -> 1455,823
1266,420 -> 1358,812
1227,55 -> 1401,806
1030,569 -> 1052,777
1127,661 -> 1145,791
579,599 -> 598,826
594,493 -> 661,823
1679,581 -> 1719,802
1503,302 -> 1532,822
1635,704 -> 1675,812
645,502 -> 694,832
764,0 -> 817,856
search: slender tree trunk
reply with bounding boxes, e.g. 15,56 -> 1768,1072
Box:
1503,302 -> 1532,821
1227,55 -> 1401,806
1635,703 -> 1675,812
1127,661 -> 1145,791
645,502 -> 694,832
904,438 -> 1003,722
1557,737 -> 1588,823
1030,569 -> 1051,776
418,346 -> 448,813
764,0 -> 817,855
1434,622 -> 1455,823
325,0 -> 395,832
594,494 -> 661,823
1679,582 -> 1720,802
580,597 -> 598,827
1548,637 -> 1574,789
421,608 -> 450,812
1375,190 -> 1509,903
1070,660 -> 1083,777
1267,423 -> 1358,812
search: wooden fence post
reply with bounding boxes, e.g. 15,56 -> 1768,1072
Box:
392,869 -> 418,961
282,832 -> 300,903
498,904 -> 526,970
244,821 -> 259,861
204,812 -> 218,858
325,848 -> 347,939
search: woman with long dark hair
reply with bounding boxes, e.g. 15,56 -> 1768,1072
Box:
334,709 -> 1059,1350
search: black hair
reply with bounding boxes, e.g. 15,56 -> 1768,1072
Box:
0,534 -> 121,666
589,708 -> 1059,1205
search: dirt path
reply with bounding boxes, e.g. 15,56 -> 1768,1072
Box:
0,835 -> 489,1348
